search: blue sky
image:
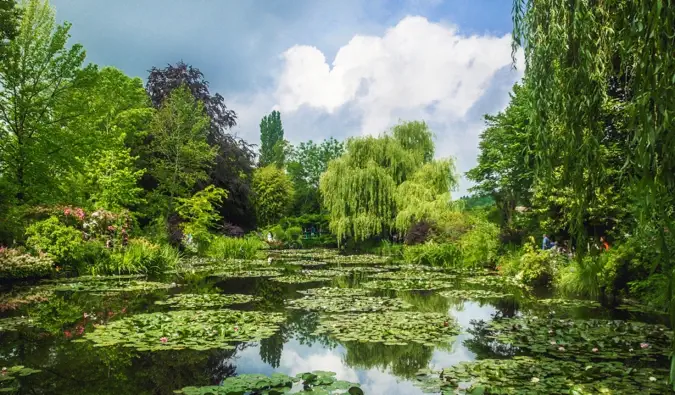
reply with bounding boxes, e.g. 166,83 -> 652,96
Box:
51,0 -> 520,195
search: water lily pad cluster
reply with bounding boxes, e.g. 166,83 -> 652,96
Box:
464,275 -> 530,289
270,249 -> 339,261
52,280 -> 174,293
362,278 -> 452,291
536,298 -> 601,309
298,287 -> 372,297
481,317 -> 671,359
0,316 -> 32,332
369,270 -> 456,281
154,293 -> 260,309
414,356 -> 669,394
314,311 -> 459,346
81,309 -> 285,351
324,254 -> 390,265
0,286 -> 54,311
0,365 -> 42,391
439,289 -> 513,300
271,274 -> 333,284
211,269 -> 282,279
332,266 -> 391,274
177,370 -> 362,395
287,295 -> 411,313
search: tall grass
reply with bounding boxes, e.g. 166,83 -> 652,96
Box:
555,255 -> 604,298
206,236 -> 264,260
403,242 -> 462,267
96,238 -> 181,276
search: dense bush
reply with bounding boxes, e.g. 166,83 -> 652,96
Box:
0,247 -> 53,280
207,236 -> 264,260
459,218 -> 499,267
25,216 -> 84,267
403,242 -> 462,267
498,240 -> 567,286
405,220 -> 434,245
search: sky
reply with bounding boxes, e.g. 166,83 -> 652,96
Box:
51,0 -> 523,196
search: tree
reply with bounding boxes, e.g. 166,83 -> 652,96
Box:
0,0 -> 96,204
467,83 -> 534,226
0,0 -> 20,59
251,165 -> 294,227
258,110 -> 285,167
146,61 -> 256,229
148,85 -> 215,215
320,121 -> 455,242
287,137 -> 344,215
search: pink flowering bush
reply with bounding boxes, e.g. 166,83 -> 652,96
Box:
0,247 -> 53,280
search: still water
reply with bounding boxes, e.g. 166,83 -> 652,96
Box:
0,251 -> 671,394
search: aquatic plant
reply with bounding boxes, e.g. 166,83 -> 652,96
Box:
414,356 -> 670,394
271,274 -> 333,284
297,287 -> 372,297
0,365 -> 42,392
176,370 -> 362,395
154,293 -> 260,309
362,278 -> 452,291
439,289 -> 513,300
52,280 -> 175,293
369,270 -> 456,281
314,311 -> 458,346
287,295 -> 411,313
80,309 -> 285,351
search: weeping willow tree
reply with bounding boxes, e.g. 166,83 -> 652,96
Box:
320,121 -> 457,243
512,0 -> 675,385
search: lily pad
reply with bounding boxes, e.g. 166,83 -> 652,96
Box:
298,287 -> 372,298
52,280 -> 175,293
271,274 -> 333,284
314,311 -> 459,346
81,309 -> 285,351
0,316 -> 32,332
154,293 -> 260,309
211,269 -> 282,278
176,370 -> 360,395
369,270 -> 456,281
0,365 -> 42,392
362,278 -> 452,291
439,289 -> 513,300
537,298 -> 602,308
287,295 -> 411,313
464,275 -> 530,289
324,254 -> 390,265
415,356 -> 670,394
479,317 -> 672,360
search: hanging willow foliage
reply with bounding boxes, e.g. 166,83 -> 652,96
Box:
320,121 -> 456,243
512,0 -> 675,386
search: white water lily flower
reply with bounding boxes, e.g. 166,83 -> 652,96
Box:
649,377 -> 657,382
531,377 -> 540,383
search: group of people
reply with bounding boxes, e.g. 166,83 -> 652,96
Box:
542,234 -> 610,253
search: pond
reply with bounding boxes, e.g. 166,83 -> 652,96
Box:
0,249 -> 672,394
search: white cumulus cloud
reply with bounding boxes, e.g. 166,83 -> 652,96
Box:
231,15 -> 523,195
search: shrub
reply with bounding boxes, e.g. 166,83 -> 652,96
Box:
459,219 -> 500,268
176,185 -> 228,254
403,242 -> 462,267
221,222 -> 245,237
405,220 -> 434,245
0,247 -> 53,280
207,236 -> 264,260
25,216 -> 84,267
499,240 -> 567,286
107,238 -> 179,276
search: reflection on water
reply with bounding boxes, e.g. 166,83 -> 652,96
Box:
0,257 -> 670,395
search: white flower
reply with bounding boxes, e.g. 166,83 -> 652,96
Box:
531,377 -> 540,383
649,377 -> 657,382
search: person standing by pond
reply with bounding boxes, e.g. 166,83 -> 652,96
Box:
542,234 -> 557,250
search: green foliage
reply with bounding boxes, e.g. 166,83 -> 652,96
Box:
206,236 -> 263,260
321,120 -> 455,243
458,218 -> 500,268
403,242 -> 462,267
175,185 -> 228,251
155,293 -> 260,309
287,138 -> 344,215
0,247 -> 52,279
25,216 -> 83,266
258,110 -> 285,167
148,85 -> 215,213
287,295 -> 411,313
499,241 -> 565,286
252,165 -> 294,227
0,0 -> 96,204
107,238 -> 179,276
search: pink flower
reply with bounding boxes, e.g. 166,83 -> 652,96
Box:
592,348 -> 598,352
640,342 -> 649,349
64,208 -> 72,216
64,330 -> 72,339
121,307 -> 127,314
76,326 -> 84,335
107,311 -> 114,317
234,326 -> 239,332
160,337 -> 168,343
83,313 -> 89,319
107,225 -> 116,231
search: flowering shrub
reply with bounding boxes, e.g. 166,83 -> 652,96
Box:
0,247 -> 53,280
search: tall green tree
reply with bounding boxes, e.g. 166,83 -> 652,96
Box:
0,0 -> 20,59
251,165 -> 294,227
287,137 -> 344,215
259,110 -> 285,167
467,83 -> 534,226
148,85 -> 215,215
320,121 -> 455,242
0,0 -> 96,204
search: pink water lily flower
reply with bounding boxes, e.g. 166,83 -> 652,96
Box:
640,342 -> 649,349
160,337 -> 168,343
592,348 -> 598,352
